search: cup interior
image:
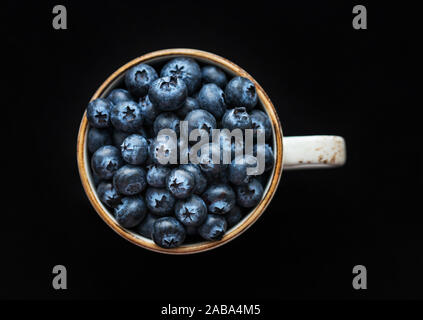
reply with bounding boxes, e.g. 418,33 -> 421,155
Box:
78,49 -> 283,254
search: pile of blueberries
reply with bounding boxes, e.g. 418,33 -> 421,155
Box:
86,57 -> 274,248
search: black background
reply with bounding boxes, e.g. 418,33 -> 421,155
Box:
2,0 -> 421,304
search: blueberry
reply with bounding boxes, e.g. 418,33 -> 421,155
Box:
145,187 -> 175,216
111,100 -> 143,133
198,214 -> 227,241
222,107 -> 252,131
120,134 -> 148,165
114,196 -> 147,228
263,145 -> 274,172
255,172 -> 270,187
125,63 -> 158,97
179,164 -> 207,195
160,57 -> 201,95
138,95 -> 159,126
201,65 -> 227,88
184,109 -> 216,142
136,213 -> 158,239
97,181 -> 121,208
225,76 -> 258,110
152,217 -> 186,248
113,165 -> 147,196
148,76 -> 187,111
198,143 -> 227,176
254,143 -> 274,172
112,130 -> 130,147
146,164 -> 171,188
215,130 -> 233,163
250,110 -> 272,140
229,154 -> 258,185
236,178 -> 264,208
153,112 -> 180,136
166,168 -> 195,199
197,83 -> 226,119
146,138 -> 155,163
91,145 -> 123,180
176,97 -> 200,118
87,98 -> 112,128
177,138 -> 191,164
202,184 -> 235,214
225,205 -> 243,228
87,128 -> 112,153
149,136 -> 178,166
175,195 -> 207,227
107,89 -> 133,105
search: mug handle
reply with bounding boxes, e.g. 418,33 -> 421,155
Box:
283,135 -> 346,170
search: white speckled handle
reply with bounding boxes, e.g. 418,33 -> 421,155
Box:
283,135 -> 346,170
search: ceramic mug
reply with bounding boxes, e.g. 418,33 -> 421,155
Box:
77,48 -> 346,254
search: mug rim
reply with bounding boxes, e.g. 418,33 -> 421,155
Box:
76,48 -> 283,254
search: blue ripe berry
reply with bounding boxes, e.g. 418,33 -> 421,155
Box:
198,143 -> 227,176
87,128 -> 112,153
125,63 -> 158,97
153,112 -> 180,136
149,136 -> 178,166
250,109 -> 272,141
179,164 -> 207,195
202,184 -> 236,215
254,143 -> 274,172
87,98 -> 112,128
264,144 -> 274,172
113,165 -> 147,196
111,100 -> 143,133
197,83 -> 226,119
160,57 -> 201,95
114,196 -> 147,228
236,178 -> 264,208
176,97 -> 200,118
146,164 -> 171,188
136,213 -> 158,239
107,88 -> 133,105
148,76 -> 187,111
166,168 -> 195,199
198,214 -> 227,241
97,181 -> 121,208
222,107 -> 252,131
121,134 -> 148,165
225,76 -> 258,110
185,109 -> 216,141
174,194 -> 207,227
225,205 -> 243,228
229,154 -> 258,185
91,145 -> 123,180
145,187 -> 175,216
201,65 -> 227,88
138,94 -> 159,126
231,138 -> 244,161
152,217 -> 186,248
